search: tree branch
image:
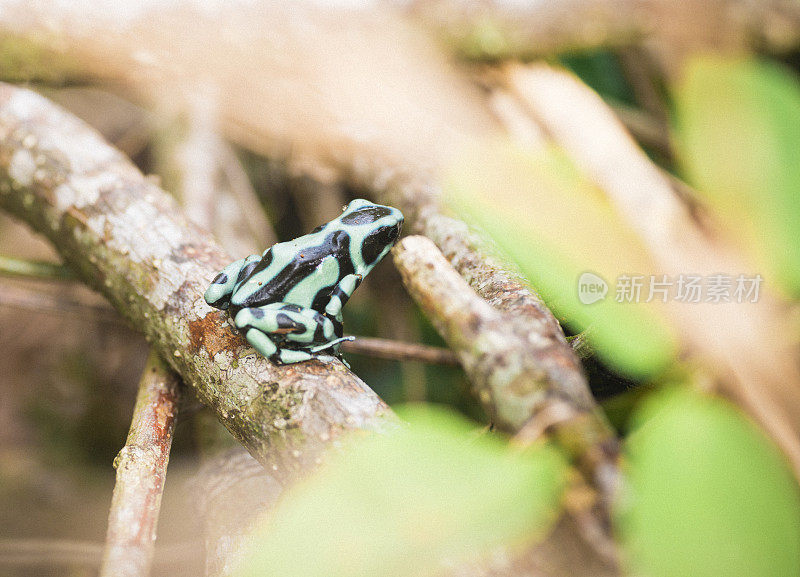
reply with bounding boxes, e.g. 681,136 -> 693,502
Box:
0,83 -> 394,477
393,237 -> 620,510
100,351 -> 180,577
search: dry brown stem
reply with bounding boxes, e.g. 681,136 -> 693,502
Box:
100,351 -> 180,577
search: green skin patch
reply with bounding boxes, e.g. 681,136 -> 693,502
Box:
204,199 -> 404,364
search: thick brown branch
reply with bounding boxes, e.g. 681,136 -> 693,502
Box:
100,351 -> 180,577
0,84 -> 394,476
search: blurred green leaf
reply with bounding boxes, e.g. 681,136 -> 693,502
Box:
674,56 -> 800,297
235,405 -> 567,577
443,140 -> 677,378
619,387 -> 800,577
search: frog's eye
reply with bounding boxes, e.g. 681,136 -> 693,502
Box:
341,206 -> 394,225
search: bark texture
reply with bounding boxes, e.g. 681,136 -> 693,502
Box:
0,83 -> 394,476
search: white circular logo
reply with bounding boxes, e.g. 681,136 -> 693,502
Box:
578,272 -> 608,304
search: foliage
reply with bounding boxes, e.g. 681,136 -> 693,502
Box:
674,56 -> 800,297
442,52 -> 800,576
618,387 -> 800,577
236,405 -> 567,577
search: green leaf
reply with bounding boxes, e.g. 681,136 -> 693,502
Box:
618,387 -> 800,577
443,140 -> 677,378
674,56 -> 800,297
235,405 -> 568,577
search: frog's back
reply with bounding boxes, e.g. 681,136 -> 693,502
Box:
231,229 -> 351,311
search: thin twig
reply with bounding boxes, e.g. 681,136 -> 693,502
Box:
341,336 -> 459,366
0,254 -> 73,280
217,141 -> 277,248
0,539 -> 196,569
100,351 -> 181,577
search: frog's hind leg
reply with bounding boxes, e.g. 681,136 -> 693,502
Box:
204,254 -> 261,309
235,305 -> 315,364
242,327 -> 279,359
275,348 -> 314,364
244,328 -> 314,364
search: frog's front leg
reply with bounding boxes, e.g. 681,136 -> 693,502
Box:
204,254 -> 261,309
324,274 -> 363,317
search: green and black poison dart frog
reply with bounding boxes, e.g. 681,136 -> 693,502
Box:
204,199 -> 404,364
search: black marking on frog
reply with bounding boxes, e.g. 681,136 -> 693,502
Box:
340,205 -> 394,225
362,224 -> 401,266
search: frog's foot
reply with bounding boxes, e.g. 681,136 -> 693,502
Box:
204,254 -> 261,309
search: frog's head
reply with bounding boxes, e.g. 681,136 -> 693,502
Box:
337,198 -> 404,275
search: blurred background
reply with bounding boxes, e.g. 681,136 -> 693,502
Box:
1,1 -> 800,576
